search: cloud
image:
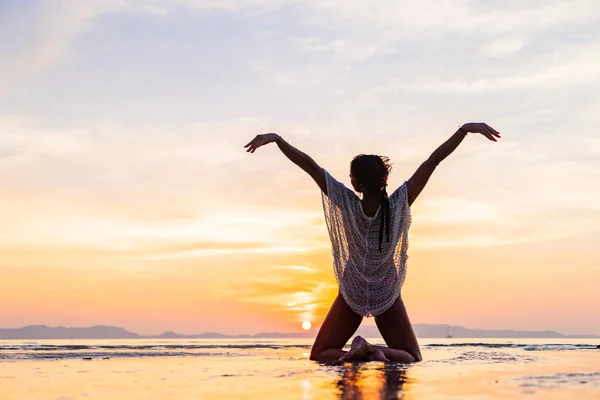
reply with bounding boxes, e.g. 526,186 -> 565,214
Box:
417,198 -> 501,225
382,47 -> 600,94
2,0 -> 600,254
0,0 -> 123,93
138,244 -> 329,261
4,0 -> 600,94
271,265 -> 320,273
226,271 -> 337,325
482,37 -> 526,57
0,116 -> 329,246
170,0 -> 599,37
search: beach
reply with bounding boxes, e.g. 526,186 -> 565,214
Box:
1,338 -> 598,399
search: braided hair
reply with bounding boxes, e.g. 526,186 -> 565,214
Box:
350,154 -> 393,252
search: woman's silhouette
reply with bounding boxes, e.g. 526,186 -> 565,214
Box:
244,123 -> 500,362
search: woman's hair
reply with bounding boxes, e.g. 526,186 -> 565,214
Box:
350,154 -> 393,252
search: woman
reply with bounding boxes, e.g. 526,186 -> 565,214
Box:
244,122 -> 501,363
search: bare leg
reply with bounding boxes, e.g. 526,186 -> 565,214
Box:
368,349 -> 389,362
342,336 -> 415,363
369,345 -> 417,363
309,292 -> 363,362
374,295 -> 422,362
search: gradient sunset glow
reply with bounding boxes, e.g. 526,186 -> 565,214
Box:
1,0 -> 599,336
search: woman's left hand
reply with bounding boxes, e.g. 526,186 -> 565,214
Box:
461,122 -> 501,142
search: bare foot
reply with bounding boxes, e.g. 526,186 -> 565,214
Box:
339,336 -> 371,362
367,349 -> 390,362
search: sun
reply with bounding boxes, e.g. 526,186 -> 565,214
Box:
301,321 -> 312,331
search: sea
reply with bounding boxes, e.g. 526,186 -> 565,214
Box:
1,338 -> 599,399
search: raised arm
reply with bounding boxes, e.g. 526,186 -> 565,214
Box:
244,133 -> 327,193
406,122 -> 501,206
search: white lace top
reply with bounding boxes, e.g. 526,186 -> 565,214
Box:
321,169 -> 412,317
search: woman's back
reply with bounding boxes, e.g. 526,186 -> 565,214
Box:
321,169 -> 411,317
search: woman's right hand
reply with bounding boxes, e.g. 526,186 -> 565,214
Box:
461,122 -> 501,142
244,133 -> 281,153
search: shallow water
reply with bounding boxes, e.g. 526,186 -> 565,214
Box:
1,338 -> 598,399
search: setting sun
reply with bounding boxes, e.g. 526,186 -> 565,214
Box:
302,321 -> 312,331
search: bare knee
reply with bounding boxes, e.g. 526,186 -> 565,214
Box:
410,349 -> 422,362
309,345 -> 327,361
393,347 -> 421,363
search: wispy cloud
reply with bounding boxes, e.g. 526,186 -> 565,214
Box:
138,244 -> 329,261
5,0 -> 600,94
0,0 -> 122,92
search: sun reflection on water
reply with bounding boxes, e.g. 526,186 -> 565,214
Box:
333,363 -> 410,399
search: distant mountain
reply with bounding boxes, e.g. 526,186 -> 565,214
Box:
357,324 -> 599,339
0,325 -> 140,339
152,331 -> 312,339
0,324 -> 597,340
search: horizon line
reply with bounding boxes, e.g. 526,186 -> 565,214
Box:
2,324 -> 599,338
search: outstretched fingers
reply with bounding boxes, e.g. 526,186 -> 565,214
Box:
244,136 -> 258,148
488,125 -> 501,138
479,124 -> 501,142
244,139 -> 261,153
244,134 -> 273,153
464,122 -> 502,141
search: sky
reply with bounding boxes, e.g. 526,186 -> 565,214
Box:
1,0 -> 599,336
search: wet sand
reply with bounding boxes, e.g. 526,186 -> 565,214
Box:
1,338 -> 598,399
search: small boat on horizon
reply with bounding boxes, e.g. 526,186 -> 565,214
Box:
446,325 -> 452,339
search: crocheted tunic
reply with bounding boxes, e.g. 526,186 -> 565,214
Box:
321,169 -> 411,317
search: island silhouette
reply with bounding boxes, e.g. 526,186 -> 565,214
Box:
1,324 -> 597,339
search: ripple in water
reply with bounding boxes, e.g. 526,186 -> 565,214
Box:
517,372 -> 600,389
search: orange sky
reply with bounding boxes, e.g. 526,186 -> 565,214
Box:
1,147 -> 599,335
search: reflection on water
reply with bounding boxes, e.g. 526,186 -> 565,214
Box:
333,363 -> 409,400
380,364 -> 408,399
